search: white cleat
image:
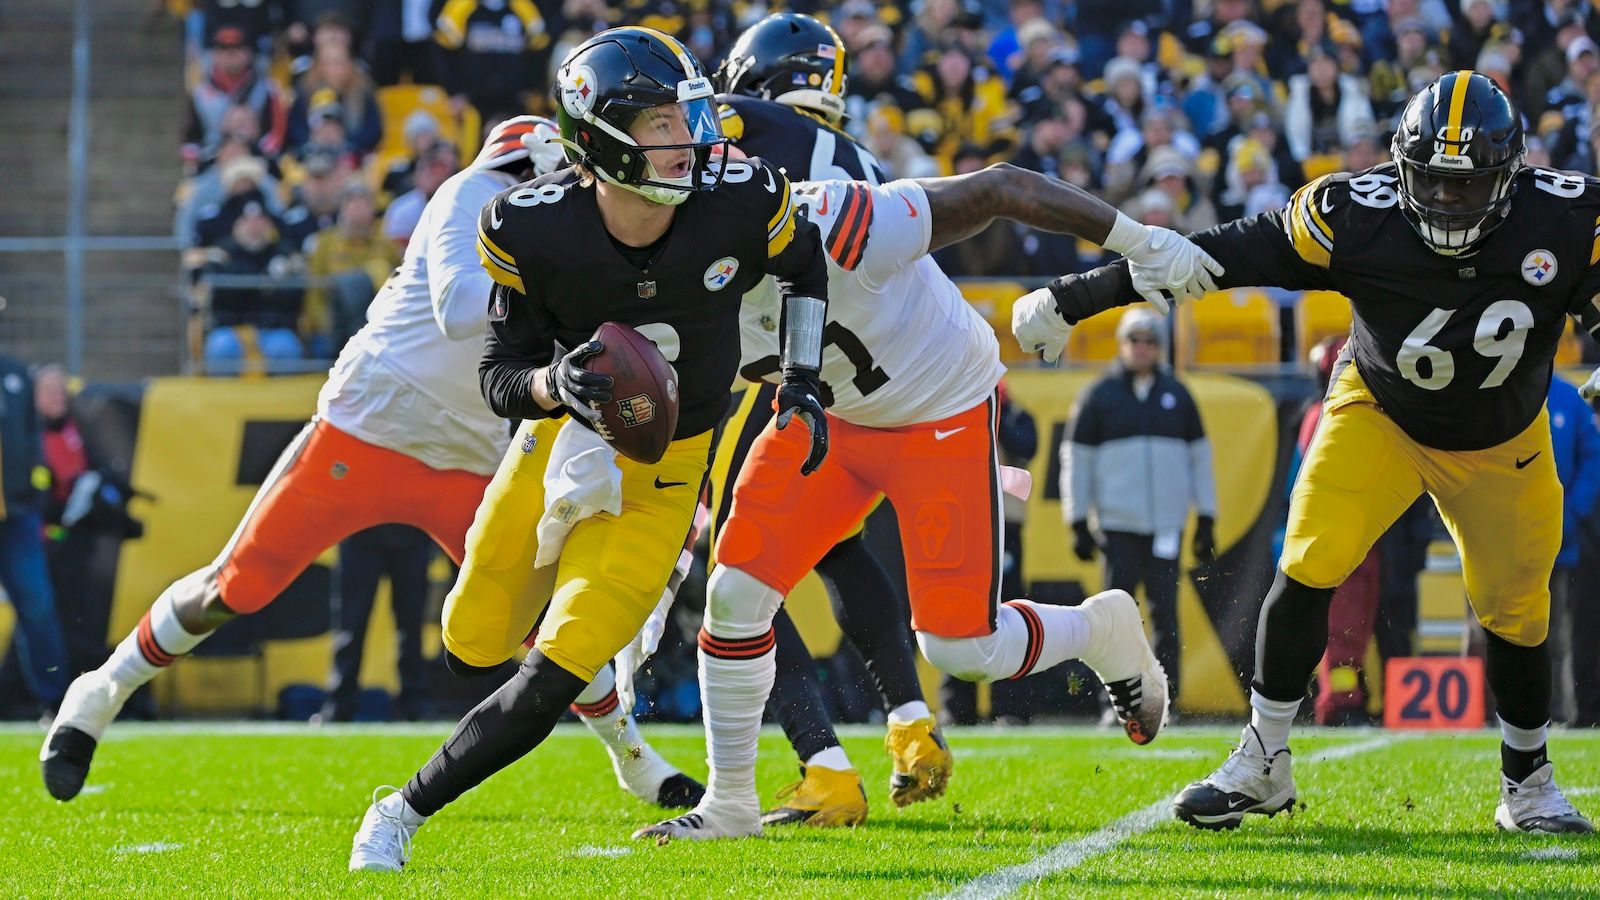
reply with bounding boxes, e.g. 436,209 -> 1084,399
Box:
40,669 -> 132,801
349,786 -> 428,872
633,800 -> 763,842
1173,725 -> 1296,829
608,742 -> 706,809
1078,589 -> 1169,744
1495,762 -> 1595,834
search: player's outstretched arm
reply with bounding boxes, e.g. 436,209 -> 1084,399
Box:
764,164 -> 831,475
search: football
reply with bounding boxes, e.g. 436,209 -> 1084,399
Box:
586,321 -> 679,464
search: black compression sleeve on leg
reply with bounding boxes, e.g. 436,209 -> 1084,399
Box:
1252,569 -> 1336,703
817,536 -> 925,711
1485,629 -> 1551,731
768,607 -> 842,763
403,649 -> 587,817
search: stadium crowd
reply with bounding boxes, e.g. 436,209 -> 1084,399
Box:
7,0 -> 1600,730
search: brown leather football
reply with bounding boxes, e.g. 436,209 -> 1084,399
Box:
586,321 -> 679,464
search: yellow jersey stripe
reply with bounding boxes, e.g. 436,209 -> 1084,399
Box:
768,204 -> 797,257
766,178 -> 792,239
478,243 -> 526,293
1285,180 -> 1332,268
1444,70 -> 1472,155
477,225 -> 519,272
718,104 -> 746,141
1591,214 -> 1600,266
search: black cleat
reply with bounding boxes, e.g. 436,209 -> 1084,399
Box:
654,772 -> 706,809
41,726 -> 98,801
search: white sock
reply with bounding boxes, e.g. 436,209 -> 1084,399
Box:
379,790 -> 428,828
887,700 -> 932,724
805,745 -> 851,771
698,632 -> 777,810
1004,600 -> 1091,677
1249,689 -> 1301,754
571,665 -> 640,756
1499,715 -> 1549,753
103,587 -> 211,692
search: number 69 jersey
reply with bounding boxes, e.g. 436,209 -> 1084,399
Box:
1191,161 -> 1600,450
737,178 -> 1006,428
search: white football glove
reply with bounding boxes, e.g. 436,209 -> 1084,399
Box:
1581,367 -> 1600,402
1012,286 -> 1074,363
615,549 -> 690,711
1103,212 -> 1225,312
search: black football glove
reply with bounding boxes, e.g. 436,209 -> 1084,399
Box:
776,367 -> 829,476
545,340 -> 612,422
1071,520 -> 1099,562
1192,515 -> 1217,564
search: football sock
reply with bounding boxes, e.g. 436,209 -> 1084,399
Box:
1249,690 -> 1301,754
570,663 -> 637,756
1003,599 -> 1089,677
403,649 -> 586,817
698,626 -> 777,809
103,590 -> 210,690
887,700 -> 933,725
1498,715 -> 1550,782
768,609 -> 843,764
805,745 -> 851,771
1485,630 -> 1554,782
818,536 -> 925,710
1253,569 -> 1334,703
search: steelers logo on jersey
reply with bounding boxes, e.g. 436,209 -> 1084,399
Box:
703,256 -> 739,291
1521,249 -> 1557,286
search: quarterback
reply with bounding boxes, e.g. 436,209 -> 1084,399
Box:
1041,71 -> 1594,833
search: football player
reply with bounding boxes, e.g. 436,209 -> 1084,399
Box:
713,12 -> 944,826
39,117 -> 705,811
637,163 -> 1222,839
349,27 -> 832,870
1034,71 -> 1595,833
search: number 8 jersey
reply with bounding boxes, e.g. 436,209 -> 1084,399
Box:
737,178 -> 1006,428
1197,161 -> 1600,450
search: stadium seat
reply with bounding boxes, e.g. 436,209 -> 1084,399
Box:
956,280 -> 1028,364
375,84 -> 483,162
1066,301 -> 1164,365
1177,289 -> 1280,367
1301,153 -> 1345,183
1295,290 -> 1353,361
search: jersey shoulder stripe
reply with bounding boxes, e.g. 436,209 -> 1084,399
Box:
476,214 -> 525,294
1285,174 -> 1336,268
825,183 -> 874,270
766,173 -> 796,257
717,103 -> 745,141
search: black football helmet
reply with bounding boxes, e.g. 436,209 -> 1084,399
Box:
554,27 -> 729,205
715,13 -> 850,126
1391,70 -> 1525,255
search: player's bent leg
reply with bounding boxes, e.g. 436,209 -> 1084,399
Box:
1172,726 -> 1296,830
569,662 -> 705,809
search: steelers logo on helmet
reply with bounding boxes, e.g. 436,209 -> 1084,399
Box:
1521,249 -> 1558,286
560,64 -> 598,118
1391,70 -> 1525,256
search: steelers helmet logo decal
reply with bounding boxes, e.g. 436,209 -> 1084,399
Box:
561,65 -> 598,118
703,256 -> 739,291
1521,250 -> 1557,286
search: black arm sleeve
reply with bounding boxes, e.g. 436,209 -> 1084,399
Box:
479,283 -> 561,421
1047,209 -> 1338,324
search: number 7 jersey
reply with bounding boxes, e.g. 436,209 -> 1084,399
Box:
737,178 -> 1005,428
1192,161 -> 1600,450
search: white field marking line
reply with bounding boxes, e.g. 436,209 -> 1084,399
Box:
78,784 -> 109,796
573,845 -> 632,858
114,842 -> 183,854
1523,847 -> 1581,861
1567,786 -> 1600,797
937,734 -> 1406,900
956,746 -> 1210,760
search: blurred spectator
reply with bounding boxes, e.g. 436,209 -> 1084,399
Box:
843,24 -> 923,132
379,110 -> 443,204
1099,56 -> 1149,145
1061,308 -> 1217,705
1182,0 -> 1257,58
1545,377 -> 1600,724
383,140 -> 460,251
1522,11 -> 1587,118
1075,0 -> 1164,78
933,145 -> 1028,275
861,104 -> 941,180
178,141 -> 284,249
317,524 -> 436,722
1367,19 -> 1436,120
1542,36 -> 1599,168
988,0 -> 1049,84
434,0 -> 554,119
1341,124 -> 1386,172
287,43 -> 383,156
906,45 -> 1018,170
0,354 -> 68,717
1220,21 -> 1278,111
181,26 -> 287,170
302,184 -> 400,355
1268,0 -> 1335,80
1449,0 -> 1517,74
1105,105 -> 1200,205
1285,49 -> 1376,161
1214,137 -> 1286,221
281,146 -> 356,252
1182,38 -> 1243,139
285,7 -> 365,74
200,199 -> 307,367
365,0 -> 443,86
900,0 -> 965,74
32,366 -> 86,542
1138,146 -> 1217,231
1009,114 -> 1100,274
1003,17 -> 1063,99
197,0 -> 283,51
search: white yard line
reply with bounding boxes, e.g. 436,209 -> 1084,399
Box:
573,845 -> 632,858
113,842 -> 183,854
937,735 -> 1406,900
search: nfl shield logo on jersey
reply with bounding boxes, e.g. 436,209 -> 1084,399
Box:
703,257 -> 739,291
1521,250 -> 1557,286
617,393 -> 656,427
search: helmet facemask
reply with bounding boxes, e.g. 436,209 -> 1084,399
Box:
1392,143 -> 1522,255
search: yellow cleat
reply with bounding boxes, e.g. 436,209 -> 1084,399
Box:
761,765 -> 868,827
885,717 -> 954,808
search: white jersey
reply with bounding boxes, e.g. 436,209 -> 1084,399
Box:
317,165 -> 516,475
738,179 -> 1004,428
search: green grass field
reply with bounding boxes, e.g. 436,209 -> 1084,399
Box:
4,722 -> 1599,897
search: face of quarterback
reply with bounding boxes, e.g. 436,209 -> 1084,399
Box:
630,103 -> 697,185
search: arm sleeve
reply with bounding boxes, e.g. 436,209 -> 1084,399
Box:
479,283 -> 560,421
430,174 -> 502,340
1048,177 -> 1343,324
1181,385 -> 1219,517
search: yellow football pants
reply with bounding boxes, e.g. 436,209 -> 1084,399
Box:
441,417 -> 710,681
1282,364 -> 1560,646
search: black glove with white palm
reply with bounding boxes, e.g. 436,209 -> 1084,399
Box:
545,339 -> 613,423
778,295 -> 830,475
1104,211 -> 1224,311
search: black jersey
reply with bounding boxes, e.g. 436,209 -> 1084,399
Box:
717,94 -> 885,184
1062,163 -> 1600,451
475,156 -> 829,440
